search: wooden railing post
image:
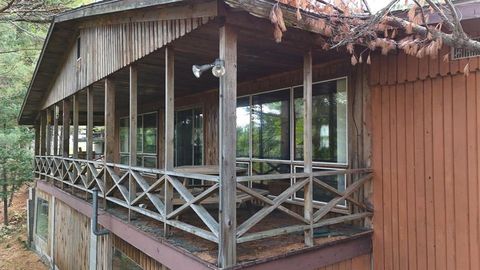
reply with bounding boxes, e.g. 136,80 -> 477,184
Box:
72,94 -> 79,159
104,78 -> 116,209
303,49 -> 314,247
218,23 -> 237,268
46,107 -> 52,156
40,110 -> 47,157
62,98 -> 71,190
164,46 -> 174,236
86,87 -> 94,194
62,98 -> 71,158
86,87 -> 94,161
129,64 -> 138,221
53,104 -> 59,156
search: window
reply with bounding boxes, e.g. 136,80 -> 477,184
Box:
112,248 -> 142,270
294,79 -> 347,163
174,107 -> 203,166
236,97 -> 250,158
119,112 -> 158,168
35,198 -> 49,240
235,77 -> 348,205
252,89 -> 290,160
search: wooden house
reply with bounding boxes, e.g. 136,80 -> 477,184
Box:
18,0 -> 480,269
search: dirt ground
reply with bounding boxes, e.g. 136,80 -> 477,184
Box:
0,185 -> 47,270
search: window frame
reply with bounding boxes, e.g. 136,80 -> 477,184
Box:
174,105 -> 205,167
236,76 -> 349,206
119,111 -> 158,168
34,197 -> 49,241
236,76 -> 349,168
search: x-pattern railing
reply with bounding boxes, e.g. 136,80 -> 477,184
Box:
34,156 -> 372,245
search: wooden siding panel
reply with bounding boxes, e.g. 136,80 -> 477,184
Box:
371,85 -> 384,270
370,48 -> 480,87
466,71 -> 479,270
42,17 -> 211,109
372,61 -> 480,270
432,76 -> 447,270
113,235 -> 169,270
54,199 -> 90,270
395,83 -> 408,270
316,254 -> 371,270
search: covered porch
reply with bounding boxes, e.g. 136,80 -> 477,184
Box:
31,6 -> 372,268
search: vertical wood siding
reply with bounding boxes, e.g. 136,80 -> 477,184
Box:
42,17 -> 212,109
113,235 -> 169,270
315,253 -> 371,270
54,199 -> 91,270
371,50 -> 480,270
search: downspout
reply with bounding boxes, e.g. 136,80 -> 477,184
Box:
92,187 -> 109,236
90,187 -> 108,270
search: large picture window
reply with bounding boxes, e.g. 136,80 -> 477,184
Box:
174,107 -> 204,167
119,112 -> 158,168
252,89 -> 290,160
236,77 -> 348,204
294,79 -> 347,163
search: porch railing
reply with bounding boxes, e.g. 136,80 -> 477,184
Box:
33,155 -> 372,245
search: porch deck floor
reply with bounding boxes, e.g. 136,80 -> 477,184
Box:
101,199 -> 369,265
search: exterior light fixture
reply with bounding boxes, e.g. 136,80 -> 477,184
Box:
192,59 -> 225,78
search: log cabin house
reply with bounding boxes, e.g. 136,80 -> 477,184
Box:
18,0 -> 480,269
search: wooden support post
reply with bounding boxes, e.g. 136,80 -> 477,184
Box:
218,24 -> 237,268
129,65 -> 138,221
34,121 -> 41,179
60,99 -> 70,190
73,94 -> 80,158
86,87 -> 94,200
104,79 -> 116,209
164,46 -> 174,236
40,111 -> 47,156
46,108 -> 52,156
62,99 -> 71,158
53,104 -> 59,156
86,87 -> 94,161
303,49 -> 314,246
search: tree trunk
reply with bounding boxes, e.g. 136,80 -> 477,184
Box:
8,183 -> 15,207
2,167 -> 8,226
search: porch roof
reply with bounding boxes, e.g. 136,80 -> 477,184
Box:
18,0 -> 329,125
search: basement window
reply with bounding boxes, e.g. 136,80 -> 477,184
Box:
452,37 -> 480,60
35,198 -> 49,240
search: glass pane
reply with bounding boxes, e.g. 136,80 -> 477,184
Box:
119,155 -> 129,165
35,198 -> 49,240
193,108 -> 203,165
252,162 -> 290,175
119,118 -> 129,153
175,109 -> 193,166
294,78 -> 348,163
143,156 -> 157,168
112,248 -> 142,270
294,167 -> 346,206
236,97 -> 250,158
143,113 -> 157,154
252,89 -> 290,160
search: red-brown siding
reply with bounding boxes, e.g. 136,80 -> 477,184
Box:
316,254 -> 371,270
371,50 -> 480,270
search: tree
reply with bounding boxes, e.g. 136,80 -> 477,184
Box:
0,0 -> 90,225
234,0 -> 480,74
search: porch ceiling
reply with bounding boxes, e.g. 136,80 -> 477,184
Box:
78,17 -> 347,115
